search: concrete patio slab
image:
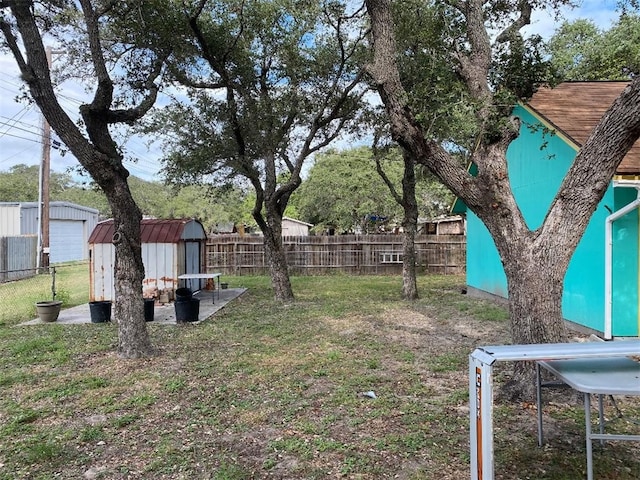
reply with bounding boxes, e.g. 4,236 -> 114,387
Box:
21,288 -> 247,326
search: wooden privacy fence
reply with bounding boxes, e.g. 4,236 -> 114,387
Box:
0,235 -> 37,282
206,234 -> 465,275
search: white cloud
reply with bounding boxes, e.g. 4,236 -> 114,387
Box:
524,0 -> 619,39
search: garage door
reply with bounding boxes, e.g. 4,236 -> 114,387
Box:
50,220 -> 84,263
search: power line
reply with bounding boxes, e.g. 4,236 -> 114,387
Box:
1,72 -> 165,180
0,119 -> 41,138
0,144 -> 40,167
0,102 -> 37,129
0,130 -> 42,144
0,114 -> 39,130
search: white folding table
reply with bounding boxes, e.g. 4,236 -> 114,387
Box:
178,273 -> 222,303
536,357 -> 640,480
469,340 -> 640,479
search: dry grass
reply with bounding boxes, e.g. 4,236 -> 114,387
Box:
0,275 -> 638,479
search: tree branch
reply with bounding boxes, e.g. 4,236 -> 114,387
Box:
168,64 -> 226,90
106,50 -> 169,124
495,1 -> 533,45
79,0 -> 113,111
543,77 -> 640,247
373,146 -> 403,205
365,0 -> 474,201
451,0 -> 492,109
186,1 -> 249,165
95,0 -> 124,18
0,14 -> 31,80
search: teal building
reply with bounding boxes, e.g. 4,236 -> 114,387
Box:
463,82 -> 640,338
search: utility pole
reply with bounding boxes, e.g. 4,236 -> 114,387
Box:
40,66 -> 51,269
38,46 -> 62,270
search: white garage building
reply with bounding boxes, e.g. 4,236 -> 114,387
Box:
0,201 -> 99,263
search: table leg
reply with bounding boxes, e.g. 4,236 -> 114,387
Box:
536,363 -> 544,446
598,394 -> 604,446
585,393 -> 593,480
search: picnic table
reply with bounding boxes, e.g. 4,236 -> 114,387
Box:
178,273 -> 222,303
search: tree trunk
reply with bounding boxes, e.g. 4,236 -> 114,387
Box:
505,254 -> 568,347
473,141 -> 570,398
401,223 -> 418,300
255,206 -> 294,302
401,151 -> 419,300
497,237 -> 569,399
263,229 -> 294,302
110,179 -> 154,358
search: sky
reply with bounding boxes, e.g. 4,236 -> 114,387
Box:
0,0 -> 623,183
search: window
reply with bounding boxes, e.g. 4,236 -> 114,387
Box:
380,252 -> 403,264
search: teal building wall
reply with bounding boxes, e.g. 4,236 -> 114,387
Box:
466,105 -> 639,336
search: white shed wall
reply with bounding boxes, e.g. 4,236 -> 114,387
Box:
0,204 -> 21,236
282,219 -> 311,236
90,242 -> 115,301
91,242 -> 181,301
142,242 -> 179,298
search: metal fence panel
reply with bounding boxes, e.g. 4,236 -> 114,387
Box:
0,235 -> 37,282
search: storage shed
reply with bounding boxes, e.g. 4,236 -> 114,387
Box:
88,218 -> 207,302
421,215 -> 466,235
282,217 -> 313,236
0,201 -> 99,263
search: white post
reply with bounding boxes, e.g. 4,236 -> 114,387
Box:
604,185 -> 640,339
469,351 -> 496,479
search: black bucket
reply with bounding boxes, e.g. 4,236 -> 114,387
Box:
144,298 -> 155,322
175,287 -> 193,302
89,301 -> 112,323
175,297 -> 200,323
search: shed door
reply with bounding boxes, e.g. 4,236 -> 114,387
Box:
185,241 -> 202,291
50,220 -> 84,263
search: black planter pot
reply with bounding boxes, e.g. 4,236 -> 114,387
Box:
175,297 -> 200,323
175,287 -> 193,303
89,301 -> 112,323
144,298 -> 155,322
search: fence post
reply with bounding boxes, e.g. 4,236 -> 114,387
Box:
51,266 -> 57,300
0,237 -> 6,282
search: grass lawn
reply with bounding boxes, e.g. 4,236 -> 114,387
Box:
0,262 -> 90,325
0,274 -> 638,479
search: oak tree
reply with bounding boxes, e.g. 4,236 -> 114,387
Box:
1,0 -> 166,357
548,14 -> 640,80
143,0 -> 369,301
365,0 -> 640,396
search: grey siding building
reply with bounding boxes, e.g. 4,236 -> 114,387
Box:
0,201 -> 99,263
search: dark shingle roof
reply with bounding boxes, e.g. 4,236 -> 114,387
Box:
527,81 -> 640,175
